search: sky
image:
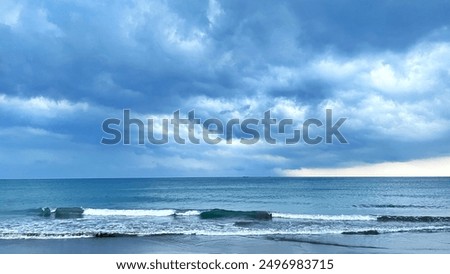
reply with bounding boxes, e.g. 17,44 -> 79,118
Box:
1,0 -> 450,178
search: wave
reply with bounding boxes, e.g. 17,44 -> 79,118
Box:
341,226 -> 450,236
272,213 -> 376,221
271,213 -> 450,223
36,208 -> 202,218
355,204 -> 440,209
0,232 -> 92,240
34,208 -> 450,225
1,230 -> 343,239
377,215 -> 450,222
234,221 -> 258,227
39,207 -> 84,219
175,210 -> 201,216
342,230 -> 380,235
94,232 -> 139,238
199,209 -> 272,220
83,208 -> 176,217
1,225 -> 449,240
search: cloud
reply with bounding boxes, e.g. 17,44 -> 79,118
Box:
0,1 -> 22,28
0,93 -> 89,120
286,0 -> 450,52
299,41 -> 450,144
1,0 -> 449,178
0,1 -> 63,36
0,94 -> 88,113
0,126 -> 68,139
207,0 -> 223,28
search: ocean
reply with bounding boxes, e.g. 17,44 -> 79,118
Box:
0,177 -> 449,253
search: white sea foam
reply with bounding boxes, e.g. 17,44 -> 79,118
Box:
176,210 -> 201,216
1,225 -> 448,239
83,208 -> 176,217
378,225 -> 449,234
272,213 -> 377,221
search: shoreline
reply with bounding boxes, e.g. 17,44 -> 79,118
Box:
1,233 -> 449,254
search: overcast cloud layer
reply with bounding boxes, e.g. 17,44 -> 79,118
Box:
1,0 -> 450,178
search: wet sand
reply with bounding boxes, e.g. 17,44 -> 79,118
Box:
1,233 -> 449,254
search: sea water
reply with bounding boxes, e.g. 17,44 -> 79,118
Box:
0,177 -> 449,253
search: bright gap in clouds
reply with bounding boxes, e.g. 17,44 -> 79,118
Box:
282,156 -> 450,177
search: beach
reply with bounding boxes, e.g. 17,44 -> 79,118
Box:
1,232 -> 449,254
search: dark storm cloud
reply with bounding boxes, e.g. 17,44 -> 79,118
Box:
0,0 -> 449,177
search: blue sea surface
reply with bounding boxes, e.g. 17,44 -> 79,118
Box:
0,177 -> 449,252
